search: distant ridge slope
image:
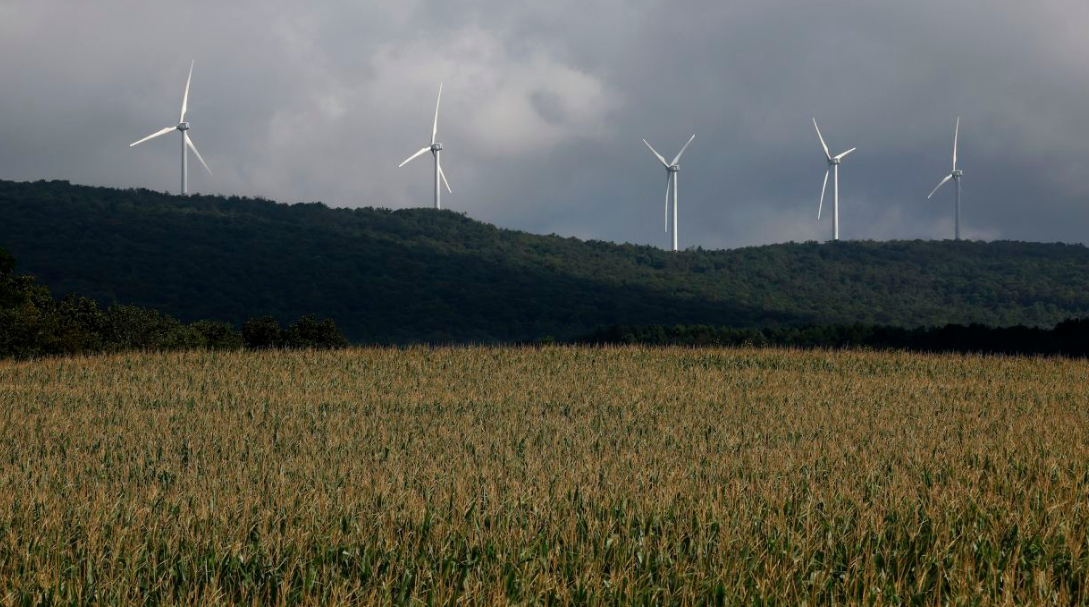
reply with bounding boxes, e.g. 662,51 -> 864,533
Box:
1,179 -> 1087,342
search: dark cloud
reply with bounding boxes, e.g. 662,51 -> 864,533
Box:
0,0 -> 1086,249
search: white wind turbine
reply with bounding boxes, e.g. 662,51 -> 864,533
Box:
399,83 -> 452,209
813,119 -> 856,241
129,60 -> 212,196
928,118 -> 964,240
643,135 -> 695,252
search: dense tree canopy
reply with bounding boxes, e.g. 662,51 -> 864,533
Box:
2,179 -> 1088,343
0,244 -> 346,359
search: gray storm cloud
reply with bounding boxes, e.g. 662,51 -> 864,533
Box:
0,0 -> 1086,249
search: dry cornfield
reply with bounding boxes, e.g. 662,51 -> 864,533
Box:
1,346 -> 1088,605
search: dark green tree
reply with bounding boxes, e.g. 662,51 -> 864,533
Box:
102,305 -> 192,351
283,315 -> 348,349
190,320 -> 244,350
242,316 -> 283,349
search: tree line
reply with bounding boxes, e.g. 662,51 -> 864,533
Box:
3,179 -> 1089,344
1,246 -> 346,359
5,240 -> 1088,359
578,321 -> 1089,357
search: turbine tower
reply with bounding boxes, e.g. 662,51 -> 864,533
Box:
129,60 -> 212,195
928,118 -> 964,240
813,119 -> 856,241
399,83 -> 452,209
643,135 -> 695,252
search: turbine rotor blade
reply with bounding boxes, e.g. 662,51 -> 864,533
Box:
180,60 -> 194,123
185,133 -> 212,175
958,181 -> 970,204
813,118 -> 831,160
665,175 -> 671,232
643,139 -> 668,167
398,147 -> 431,168
438,162 -> 452,193
432,82 -> 442,145
670,134 -> 696,166
130,126 -> 178,147
953,117 -> 960,172
818,168 -> 830,220
928,173 -> 953,200
834,147 -> 857,161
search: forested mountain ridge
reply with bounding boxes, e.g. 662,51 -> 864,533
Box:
2,179 -> 1087,342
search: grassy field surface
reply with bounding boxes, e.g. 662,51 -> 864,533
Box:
1,347 -> 1088,605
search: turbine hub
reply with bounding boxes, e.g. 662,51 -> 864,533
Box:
668,165 -> 679,173
953,170 -> 963,177
178,122 -> 190,131
431,143 -> 443,152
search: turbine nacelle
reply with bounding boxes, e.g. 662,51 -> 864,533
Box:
829,157 -> 841,165
952,169 -> 963,177
177,122 -> 190,131
431,143 -> 443,153
667,165 -> 679,173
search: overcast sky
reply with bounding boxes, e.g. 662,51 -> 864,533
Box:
1,1 -> 1087,249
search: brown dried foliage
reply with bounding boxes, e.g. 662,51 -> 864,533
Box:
1,347 -> 1087,605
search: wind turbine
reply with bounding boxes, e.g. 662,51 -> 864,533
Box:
399,83 -> 451,209
813,119 -> 856,241
643,135 -> 695,252
129,60 -> 212,196
928,118 -> 964,240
